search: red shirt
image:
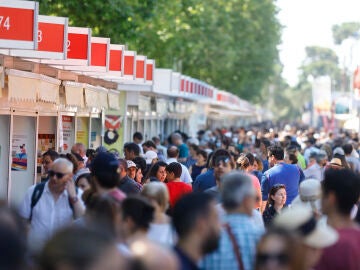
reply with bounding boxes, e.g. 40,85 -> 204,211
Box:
315,227 -> 360,270
166,181 -> 192,208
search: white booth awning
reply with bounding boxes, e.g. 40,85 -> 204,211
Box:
63,81 -> 84,107
108,90 -> 120,110
38,74 -> 61,104
7,69 -> 38,102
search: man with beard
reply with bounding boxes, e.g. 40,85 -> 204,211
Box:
172,193 -> 221,270
201,171 -> 264,270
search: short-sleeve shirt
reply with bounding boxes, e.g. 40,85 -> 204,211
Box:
166,181 -> 192,208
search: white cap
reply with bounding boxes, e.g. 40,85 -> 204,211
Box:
144,150 -> 158,165
127,160 -> 137,168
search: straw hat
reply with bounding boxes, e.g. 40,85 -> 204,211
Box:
273,206 -> 338,249
292,179 -> 321,212
329,158 -> 342,167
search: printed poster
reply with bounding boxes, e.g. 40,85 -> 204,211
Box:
103,115 -> 123,154
76,117 -> 89,147
60,115 -> 73,153
11,134 -> 28,171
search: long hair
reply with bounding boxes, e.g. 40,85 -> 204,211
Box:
265,184 -> 286,210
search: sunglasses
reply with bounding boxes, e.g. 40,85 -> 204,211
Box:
48,170 -> 67,179
257,253 -> 289,265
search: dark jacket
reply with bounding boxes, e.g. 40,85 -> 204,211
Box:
118,175 -> 141,195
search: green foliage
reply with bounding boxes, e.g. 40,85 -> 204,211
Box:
39,0 -> 281,102
332,22 -> 360,45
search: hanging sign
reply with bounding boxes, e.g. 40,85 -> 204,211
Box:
123,50 -> 136,79
109,44 -> 124,74
90,37 -> 110,71
67,26 -> 91,65
0,0 -> 38,49
135,55 -> 146,81
146,59 -> 154,82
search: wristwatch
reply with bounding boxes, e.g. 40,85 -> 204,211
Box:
69,196 -> 78,204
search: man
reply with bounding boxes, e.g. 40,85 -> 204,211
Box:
118,158 -> 141,195
19,158 -> 85,252
91,152 -> 126,201
126,160 -> 137,180
201,172 -> 264,270
315,169 -> 360,270
152,136 -> 168,161
303,137 -> 319,165
71,143 -> 88,165
304,151 -> 327,181
172,193 -> 221,270
261,145 -> 303,208
343,143 -> 360,173
133,131 -> 144,156
185,144 -> 199,168
171,133 -> 189,163
165,162 -> 192,209
123,142 -> 141,161
41,150 -> 59,182
167,146 -> 192,184
204,154 -> 234,201
193,149 -> 233,193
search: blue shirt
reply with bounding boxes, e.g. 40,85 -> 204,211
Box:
178,143 -> 189,159
261,162 -> 303,205
193,169 -> 215,193
174,246 -> 201,270
201,214 -> 264,270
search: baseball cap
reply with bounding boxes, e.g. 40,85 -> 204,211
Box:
91,152 -> 119,176
144,150 -> 158,165
127,160 -> 137,168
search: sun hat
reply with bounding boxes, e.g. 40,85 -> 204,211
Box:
291,179 -> 321,212
273,206 -> 338,249
144,150 -> 158,165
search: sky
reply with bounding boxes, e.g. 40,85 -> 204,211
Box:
276,0 -> 360,86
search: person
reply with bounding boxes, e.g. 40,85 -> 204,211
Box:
237,154 -> 262,209
261,145 -> 303,210
143,140 -> 165,162
152,136 -> 168,161
303,151 -> 327,181
165,162 -> 192,209
133,156 -> 147,184
315,169 -> 360,270
171,133 -> 189,163
40,149 -> 59,182
119,196 -> 155,252
274,206 -> 338,270
19,158 -> 85,252
343,143 -> 360,173
75,172 -> 91,191
118,158 -> 142,195
127,160 -> 138,180
71,142 -> 88,165
192,152 -> 216,193
201,171 -> 264,270
262,184 -> 287,227
90,152 -> 127,202
167,146 -> 192,184
133,131 -> 144,156
332,147 -> 350,169
146,161 -> 168,182
172,193 -> 221,270
291,179 -> 322,216
189,149 -> 207,182
142,182 -> 176,245
255,228 -> 307,270
204,152 -> 235,201
185,143 -> 199,168
38,227 -> 127,270
124,142 -> 141,161
0,202 -> 27,270
303,137 -> 319,165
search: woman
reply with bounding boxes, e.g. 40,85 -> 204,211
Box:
255,228 -> 306,270
75,173 -> 91,191
262,184 -> 287,227
133,157 -> 147,185
146,161 -> 167,182
237,154 -> 262,210
141,182 -> 176,246
189,149 -> 208,181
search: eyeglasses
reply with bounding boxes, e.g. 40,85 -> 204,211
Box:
257,252 -> 289,265
48,170 -> 67,179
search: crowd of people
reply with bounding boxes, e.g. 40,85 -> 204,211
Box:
0,125 -> 360,270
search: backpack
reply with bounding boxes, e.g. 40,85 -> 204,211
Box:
29,181 -> 78,221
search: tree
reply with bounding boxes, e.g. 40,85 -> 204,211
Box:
39,0 -> 281,102
332,22 -> 360,45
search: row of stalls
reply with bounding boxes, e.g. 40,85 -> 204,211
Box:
0,0 -> 257,205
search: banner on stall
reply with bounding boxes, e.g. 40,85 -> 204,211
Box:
76,117 -> 89,147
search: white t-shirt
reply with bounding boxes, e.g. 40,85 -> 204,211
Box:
147,223 -> 176,246
166,158 -> 192,183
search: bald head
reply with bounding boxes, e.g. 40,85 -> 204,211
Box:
71,143 -> 86,156
167,146 -> 179,159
